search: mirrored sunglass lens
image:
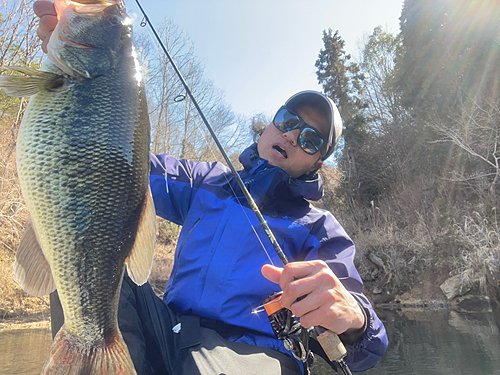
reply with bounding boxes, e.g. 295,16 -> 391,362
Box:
299,128 -> 324,154
275,109 -> 300,131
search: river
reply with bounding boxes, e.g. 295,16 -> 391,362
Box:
1,308 -> 499,374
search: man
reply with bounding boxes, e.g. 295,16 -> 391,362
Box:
36,2 -> 387,374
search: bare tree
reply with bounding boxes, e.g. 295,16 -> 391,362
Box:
429,99 -> 500,198
0,0 -> 42,69
134,19 -> 247,163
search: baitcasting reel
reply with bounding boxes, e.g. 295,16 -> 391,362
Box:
256,291 -> 313,364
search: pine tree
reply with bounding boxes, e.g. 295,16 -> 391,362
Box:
316,29 -> 368,207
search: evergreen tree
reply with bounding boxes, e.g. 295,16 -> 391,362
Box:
356,27 -> 415,201
316,29 -> 366,134
397,0 -> 500,117
316,29 -> 368,207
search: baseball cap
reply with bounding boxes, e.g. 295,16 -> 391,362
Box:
285,90 -> 343,160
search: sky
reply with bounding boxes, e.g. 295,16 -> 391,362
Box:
126,0 -> 404,119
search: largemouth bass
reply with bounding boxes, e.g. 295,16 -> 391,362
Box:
0,0 -> 156,373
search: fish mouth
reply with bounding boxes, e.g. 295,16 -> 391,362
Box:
55,0 -> 123,19
47,0 -> 125,78
273,144 -> 288,159
47,14 -> 97,78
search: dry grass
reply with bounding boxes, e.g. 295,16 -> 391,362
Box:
149,218 -> 177,297
450,211 -> 500,293
352,207 -> 432,294
339,174 -> 500,300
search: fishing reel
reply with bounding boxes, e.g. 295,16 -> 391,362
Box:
253,291 -> 313,365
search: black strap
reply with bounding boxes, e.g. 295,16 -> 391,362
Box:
199,317 -> 264,339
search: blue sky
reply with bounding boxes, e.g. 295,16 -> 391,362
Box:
126,0 -> 403,119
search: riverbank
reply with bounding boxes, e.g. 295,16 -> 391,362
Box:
0,310 -> 50,331
1,255 -> 494,331
1,218 -> 496,331
0,284 -> 479,332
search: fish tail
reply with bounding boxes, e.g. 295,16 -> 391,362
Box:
41,326 -> 136,375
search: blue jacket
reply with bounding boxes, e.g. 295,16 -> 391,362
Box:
149,144 -> 387,372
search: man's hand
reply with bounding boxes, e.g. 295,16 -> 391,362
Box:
34,1 -> 58,53
261,260 -> 365,336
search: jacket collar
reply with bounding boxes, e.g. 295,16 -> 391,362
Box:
238,144 -> 324,202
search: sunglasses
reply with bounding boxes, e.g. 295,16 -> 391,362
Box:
272,106 -> 326,155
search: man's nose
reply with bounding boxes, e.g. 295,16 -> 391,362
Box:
282,129 -> 299,146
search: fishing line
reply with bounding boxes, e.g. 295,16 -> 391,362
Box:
127,4 -> 276,264
130,0 -> 287,266
130,1 -> 351,373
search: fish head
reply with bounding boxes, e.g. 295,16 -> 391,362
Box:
47,0 -> 132,79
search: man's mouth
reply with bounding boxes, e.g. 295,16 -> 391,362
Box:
273,145 -> 287,158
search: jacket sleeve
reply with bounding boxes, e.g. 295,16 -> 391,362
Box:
149,153 -> 224,226
306,213 -> 388,372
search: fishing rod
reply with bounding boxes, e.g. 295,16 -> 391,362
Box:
133,1 -> 352,374
132,0 -> 288,266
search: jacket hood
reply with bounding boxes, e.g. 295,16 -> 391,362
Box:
238,144 -> 324,202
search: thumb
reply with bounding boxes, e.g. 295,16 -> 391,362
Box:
261,264 -> 283,284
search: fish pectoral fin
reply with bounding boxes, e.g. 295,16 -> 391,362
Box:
14,216 -> 56,297
0,67 -> 62,97
126,186 -> 156,286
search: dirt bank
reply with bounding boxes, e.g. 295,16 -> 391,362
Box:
0,310 -> 50,331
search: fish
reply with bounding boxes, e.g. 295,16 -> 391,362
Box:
0,0 -> 156,373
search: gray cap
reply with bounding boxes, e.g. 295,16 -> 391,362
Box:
285,90 -> 342,160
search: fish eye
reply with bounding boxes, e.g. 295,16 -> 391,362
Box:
108,16 -> 122,26
48,78 -> 67,91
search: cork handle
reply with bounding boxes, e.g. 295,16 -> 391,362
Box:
317,330 -> 347,362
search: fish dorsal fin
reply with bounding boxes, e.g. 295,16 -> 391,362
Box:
14,216 -> 56,296
126,187 -> 157,286
0,67 -> 61,97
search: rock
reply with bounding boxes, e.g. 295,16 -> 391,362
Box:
372,286 -> 382,294
371,290 -> 395,304
452,295 -> 492,313
440,274 -> 471,300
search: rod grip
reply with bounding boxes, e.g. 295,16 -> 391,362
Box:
317,329 -> 347,362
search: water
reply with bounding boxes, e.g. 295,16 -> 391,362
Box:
1,309 -> 499,374
0,327 -> 51,375
313,308 -> 500,375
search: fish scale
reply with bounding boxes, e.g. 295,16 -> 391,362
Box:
19,74 -> 142,318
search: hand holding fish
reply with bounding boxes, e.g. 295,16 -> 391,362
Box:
34,1 -> 57,53
261,261 -> 366,337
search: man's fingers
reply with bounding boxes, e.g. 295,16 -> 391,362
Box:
288,289 -> 322,318
261,264 -> 282,284
41,31 -> 52,54
279,260 -> 328,286
280,277 -> 317,308
33,1 -> 57,17
39,14 -> 58,38
296,305 -> 326,329
34,1 -> 58,53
